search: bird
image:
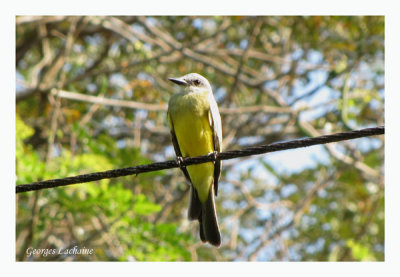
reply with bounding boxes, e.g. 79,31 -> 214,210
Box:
167,73 -> 222,247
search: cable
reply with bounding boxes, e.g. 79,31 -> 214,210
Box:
16,126 -> 384,193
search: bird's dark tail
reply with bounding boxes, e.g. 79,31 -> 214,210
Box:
188,184 -> 221,247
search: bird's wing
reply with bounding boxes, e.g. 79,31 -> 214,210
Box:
208,94 -> 222,196
168,112 -> 193,184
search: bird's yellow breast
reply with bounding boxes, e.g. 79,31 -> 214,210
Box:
168,90 -> 214,201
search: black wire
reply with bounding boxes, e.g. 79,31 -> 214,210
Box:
16,126 -> 384,193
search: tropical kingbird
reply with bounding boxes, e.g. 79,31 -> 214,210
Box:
167,73 -> 222,247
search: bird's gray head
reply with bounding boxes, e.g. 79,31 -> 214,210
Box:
168,73 -> 212,92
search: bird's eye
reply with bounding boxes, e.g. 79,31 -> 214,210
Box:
193,79 -> 200,86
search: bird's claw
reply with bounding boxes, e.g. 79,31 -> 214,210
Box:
176,156 -> 185,169
208,151 -> 219,162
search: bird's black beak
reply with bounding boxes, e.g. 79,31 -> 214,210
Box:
168,77 -> 188,86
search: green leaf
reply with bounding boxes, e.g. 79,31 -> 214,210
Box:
346,239 -> 376,261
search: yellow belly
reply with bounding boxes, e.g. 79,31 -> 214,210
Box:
169,92 -> 214,202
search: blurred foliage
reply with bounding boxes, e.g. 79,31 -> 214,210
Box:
16,16 -> 384,261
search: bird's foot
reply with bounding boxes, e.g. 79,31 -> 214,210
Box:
176,156 -> 185,169
208,151 -> 219,162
